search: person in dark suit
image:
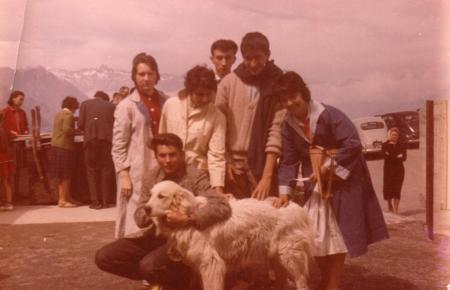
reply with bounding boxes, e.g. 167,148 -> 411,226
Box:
382,127 -> 407,214
78,91 -> 116,209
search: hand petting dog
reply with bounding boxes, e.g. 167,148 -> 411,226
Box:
164,210 -> 194,228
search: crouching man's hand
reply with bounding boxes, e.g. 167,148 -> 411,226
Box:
272,194 -> 290,208
165,210 -> 195,228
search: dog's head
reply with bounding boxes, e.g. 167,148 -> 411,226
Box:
145,180 -> 197,217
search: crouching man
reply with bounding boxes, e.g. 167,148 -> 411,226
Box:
95,133 -> 231,290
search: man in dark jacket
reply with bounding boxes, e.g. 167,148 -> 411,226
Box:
78,91 -> 115,209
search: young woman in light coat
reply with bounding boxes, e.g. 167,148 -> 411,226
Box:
159,65 -> 226,194
112,53 -> 168,238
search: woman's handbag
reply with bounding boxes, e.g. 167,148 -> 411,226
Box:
309,145 -> 338,199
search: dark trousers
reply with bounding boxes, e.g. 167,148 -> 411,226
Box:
225,169 -> 278,199
225,171 -> 255,199
12,142 -> 26,197
95,229 -> 193,289
84,139 -> 115,204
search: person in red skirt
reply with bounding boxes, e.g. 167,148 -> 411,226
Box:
2,90 -> 29,198
0,110 -> 15,210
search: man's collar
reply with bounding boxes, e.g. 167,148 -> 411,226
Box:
187,95 -> 209,117
8,105 -> 19,112
156,163 -> 187,183
285,99 -> 325,142
309,100 -> 325,125
215,72 -> 221,81
129,89 -> 141,102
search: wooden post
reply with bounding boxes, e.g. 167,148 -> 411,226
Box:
426,100 -> 434,240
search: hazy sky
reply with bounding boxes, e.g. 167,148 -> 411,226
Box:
1,0 -> 449,116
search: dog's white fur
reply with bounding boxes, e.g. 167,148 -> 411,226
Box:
146,180 -> 315,290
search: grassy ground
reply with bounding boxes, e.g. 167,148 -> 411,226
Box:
0,221 -> 448,290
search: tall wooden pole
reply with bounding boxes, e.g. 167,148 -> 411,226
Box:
426,100 -> 434,240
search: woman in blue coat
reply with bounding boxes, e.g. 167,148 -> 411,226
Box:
274,71 -> 389,290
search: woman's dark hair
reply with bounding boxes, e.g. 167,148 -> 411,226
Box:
275,71 -> 311,102
151,133 -> 184,153
131,52 -> 160,84
61,96 -> 79,110
240,32 -> 270,55
184,65 -> 217,94
7,90 -> 25,106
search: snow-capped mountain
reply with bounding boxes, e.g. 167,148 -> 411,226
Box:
0,66 -> 88,131
49,65 -> 184,97
0,67 -> 15,103
0,65 -> 184,131
49,65 -> 132,98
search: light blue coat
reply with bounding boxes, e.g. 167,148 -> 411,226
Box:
278,100 -> 389,257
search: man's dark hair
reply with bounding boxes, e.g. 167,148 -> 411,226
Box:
184,65 -> 217,95
94,91 -> 110,101
131,52 -> 160,84
276,71 -> 311,102
7,90 -> 25,106
151,133 -> 184,153
240,32 -> 270,55
210,39 -> 238,55
61,96 -> 80,110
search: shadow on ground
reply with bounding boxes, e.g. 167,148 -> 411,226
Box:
342,265 -> 419,290
0,221 -> 448,290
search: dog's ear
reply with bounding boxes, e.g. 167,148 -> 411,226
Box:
170,191 -> 183,210
170,188 -> 194,213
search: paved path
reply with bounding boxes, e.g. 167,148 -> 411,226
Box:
0,205 -> 116,225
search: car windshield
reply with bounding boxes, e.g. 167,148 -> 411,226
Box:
403,114 -> 419,132
360,121 -> 385,130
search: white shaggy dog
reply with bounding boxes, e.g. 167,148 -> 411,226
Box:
145,180 -> 315,290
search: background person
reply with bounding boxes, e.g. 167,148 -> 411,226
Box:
78,91 -> 115,209
274,71 -> 389,290
48,96 -> 80,208
382,127 -> 407,214
159,65 -> 226,194
2,90 -> 29,198
111,92 -> 123,105
112,52 -> 169,238
0,111 -> 15,210
119,86 -> 130,98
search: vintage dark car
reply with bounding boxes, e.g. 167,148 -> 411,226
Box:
379,111 -> 419,147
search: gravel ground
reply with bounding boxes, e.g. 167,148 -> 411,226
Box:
0,220 -> 448,290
